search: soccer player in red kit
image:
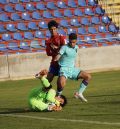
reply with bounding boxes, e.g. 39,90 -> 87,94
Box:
45,20 -> 66,94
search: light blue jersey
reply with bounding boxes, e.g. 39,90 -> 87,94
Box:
58,44 -> 81,79
59,44 -> 79,67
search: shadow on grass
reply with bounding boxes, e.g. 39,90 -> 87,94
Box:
87,93 -> 120,98
0,108 -> 32,114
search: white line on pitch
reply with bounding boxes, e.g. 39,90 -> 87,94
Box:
0,114 -> 120,126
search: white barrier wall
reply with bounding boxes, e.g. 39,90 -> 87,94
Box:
77,46 -> 120,72
0,55 -> 9,80
0,45 -> 120,81
8,52 -> 51,80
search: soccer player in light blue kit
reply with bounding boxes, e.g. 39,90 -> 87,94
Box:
54,33 -> 91,102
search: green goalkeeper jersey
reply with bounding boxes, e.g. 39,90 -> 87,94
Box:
28,77 -> 60,111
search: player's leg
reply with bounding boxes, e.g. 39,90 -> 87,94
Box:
57,75 -> 67,96
74,71 -> 91,102
56,67 -> 68,96
47,64 -> 59,82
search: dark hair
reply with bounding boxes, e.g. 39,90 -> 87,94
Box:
69,33 -> 77,40
48,20 -> 59,29
60,95 -> 67,107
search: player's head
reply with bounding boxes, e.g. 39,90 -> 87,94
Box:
69,33 -> 77,48
48,20 -> 58,36
55,95 -> 67,107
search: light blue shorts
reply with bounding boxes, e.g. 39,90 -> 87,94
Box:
59,67 -> 81,80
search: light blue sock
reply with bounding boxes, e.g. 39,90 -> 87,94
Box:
78,80 -> 88,94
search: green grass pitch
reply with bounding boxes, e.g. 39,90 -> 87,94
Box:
0,70 -> 120,129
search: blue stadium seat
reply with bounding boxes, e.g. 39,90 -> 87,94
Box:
88,27 -> 97,34
15,4 -> 25,12
102,16 -> 111,24
78,27 -> 87,35
108,24 -> 119,33
11,13 -> 21,21
4,5 -> 15,13
0,25 -> 6,33
39,21 -> 48,29
91,16 -> 100,24
47,2 -> 57,9
95,6 -> 105,15
32,11 -> 42,19
77,37 -> 85,45
43,11 -> 53,18
28,22 -> 38,30
60,19 -> 70,28
36,3 -> 46,10
0,14 -> 10,22
95,34 -> 105,43
68,0 -> 77,8
6,24 -> 17,32
24,32 -> 34,40
84,36 -> 95,44
0,0 -> 9,4
58,29 -> 66,36
67,28 -> 76,35
78,0 -> 86,6
116,33 -> 120,41
105,34 -> 116,42
20,0 -> 30,2
17,23 -> 28,31
30,40 -> 41,48
74,8 -> 83,16
22,12 -> 31,20
31,0 -> 42,1
0,7 -> 3,13
81,17 -> 90,25
13,33 -> 23,40
88,0 -> 98,6
8,42 -> 19,51
2,34 -> 12,41
46,30 -> 51,38
64,9 -> 73,17
35,31 -> 45,39
10,0 -> 19,3
70,19 -> 80,26
57,1 -> 67,8
0,44 -> 8,52
54,10 -> 63,18
26,3 -> 36,11
20,42 -> 30,50
98,25 -> 107,33
41,40 -> 46,47
85,8 -> 94,16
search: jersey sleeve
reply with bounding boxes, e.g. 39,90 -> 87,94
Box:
59,45 -> 66,55
46,89 -> 60,106
60,35 -> 67,45
45,40 -> 52,56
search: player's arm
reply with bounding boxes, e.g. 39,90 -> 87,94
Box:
46,89 -> 60,106
54,45 -> 66,61
54,53 -> 61,61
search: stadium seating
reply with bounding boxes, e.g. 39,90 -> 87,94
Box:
11,13 -> 21,21
4,5 -> 15,13
32,11 -> 42,19
8,42 -> 20,51
0,0 -> 119,55
17,23 -> 28,31
6,24 -> 17,32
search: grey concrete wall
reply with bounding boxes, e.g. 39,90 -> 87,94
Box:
0,45 -> 120,81
8,52 -> 51,80
76,45 -> 120,72
0,55 -> 9,80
